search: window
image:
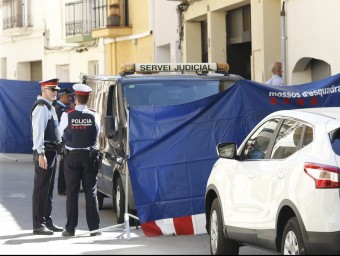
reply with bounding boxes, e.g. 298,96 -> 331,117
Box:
122,78 -> 241,107
2,0 -> 24,29
241,118 -> 279,160
65,0 -> 94,37
330,129 -> 340,156
271,120 -> 306,160
303,126 -> 313,147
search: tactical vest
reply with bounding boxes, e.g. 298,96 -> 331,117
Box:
30,99 -> 57,142
64,109 -> 96,148
54,101 -> 69,122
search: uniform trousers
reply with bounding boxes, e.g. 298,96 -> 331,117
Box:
57,157 -> 66,193
63,150 -> 100,233
32,150 -> 57,229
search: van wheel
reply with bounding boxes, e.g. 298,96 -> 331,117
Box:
281,217 -> 306,255
97,191 -> 104,210
113,176 -> 125,224
210,198 -> 239,255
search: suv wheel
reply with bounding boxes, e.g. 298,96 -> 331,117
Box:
113,176 -> 125,224
210,198 -> 239,255
282,217 -> 306,255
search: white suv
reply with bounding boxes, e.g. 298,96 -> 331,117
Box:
205,107 -> 340,255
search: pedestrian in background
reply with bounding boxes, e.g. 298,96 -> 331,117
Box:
31,78 -> 63,235
53,88 -> 74,196
266,61 -> 284,86
59,83 -> 101,237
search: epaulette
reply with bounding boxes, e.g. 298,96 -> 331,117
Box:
30,99 -> 51,117
88,108 -> 96,112
34,99 -> 51,110
67,108 -> 75,114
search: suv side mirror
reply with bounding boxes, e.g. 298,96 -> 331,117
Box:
104,115 -> 117,139
216,143 -> 237,159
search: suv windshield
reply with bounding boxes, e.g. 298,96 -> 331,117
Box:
122,78 -> 236,106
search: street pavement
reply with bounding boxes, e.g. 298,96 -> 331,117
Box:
0,154 -> 273,255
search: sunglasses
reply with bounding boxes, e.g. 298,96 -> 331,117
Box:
45,87 -> 59,92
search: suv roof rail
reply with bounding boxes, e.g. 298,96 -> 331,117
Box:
120,63 -> 230,76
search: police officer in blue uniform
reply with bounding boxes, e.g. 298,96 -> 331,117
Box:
53,88 -> 74,195
59,83 -> 101,237
31,78 -> 63,235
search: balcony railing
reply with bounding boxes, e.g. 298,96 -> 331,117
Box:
2,0 -> 28,30
3,15 -> 23,30
93,0 -> 128,28
65,0 -> 129,41
65,0 -> 93,42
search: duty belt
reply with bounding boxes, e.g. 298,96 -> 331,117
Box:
44,141 -> 58,151
67,149 -> 89,154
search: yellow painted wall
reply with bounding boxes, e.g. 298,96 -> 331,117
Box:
106,0 -> 154,75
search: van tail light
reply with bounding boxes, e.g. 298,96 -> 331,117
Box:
304,163 -> 340,189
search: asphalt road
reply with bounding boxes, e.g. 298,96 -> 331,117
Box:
0,154 -> 274,255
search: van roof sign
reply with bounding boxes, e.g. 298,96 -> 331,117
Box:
120,63 -> 229,75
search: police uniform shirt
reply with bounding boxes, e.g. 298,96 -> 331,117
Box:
59,104 -> 100,150
55,100 -> 68,109
54,100 -> 69,121
32,97 -> 60,154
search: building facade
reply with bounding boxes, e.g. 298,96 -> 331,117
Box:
1,0 -> 339,85
0,0 -> 179,80
0,0 -> 108,82
178,0 -> 340,85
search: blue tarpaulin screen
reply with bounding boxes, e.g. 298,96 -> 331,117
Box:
2,75 -> 340,235
0,79 -> 73,153
127,74 -> 340,235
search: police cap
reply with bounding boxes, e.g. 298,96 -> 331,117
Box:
39,78 -> 61,89
57,88 -> 73,98
73,83 -> 92,96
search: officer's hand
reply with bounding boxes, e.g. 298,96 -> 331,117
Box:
38,154 -> 48,170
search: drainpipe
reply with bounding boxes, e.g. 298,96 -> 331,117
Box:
176,1 -> 189,51
281,1 -> 287,85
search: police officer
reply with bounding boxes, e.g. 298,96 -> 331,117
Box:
31,78 -> 63,235
59,83 -> 101,237
53,87 -> 74,122
53,88 -> 74,195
